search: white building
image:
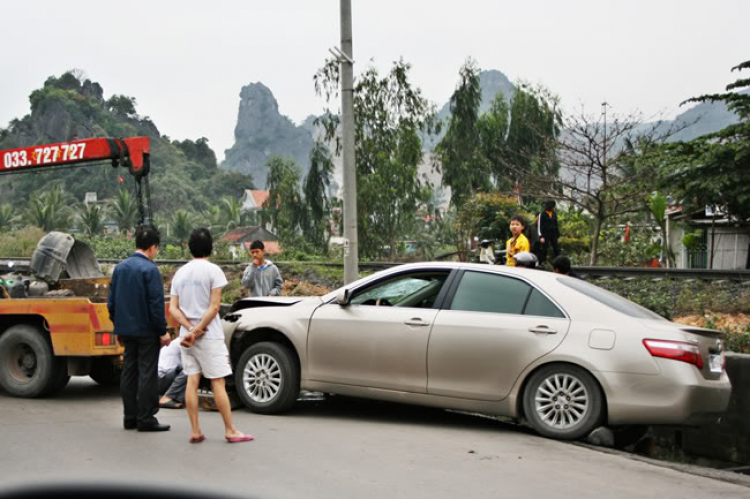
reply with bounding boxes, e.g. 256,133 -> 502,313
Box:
667,207 -> 750,270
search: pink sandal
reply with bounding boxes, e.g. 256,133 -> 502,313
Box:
226,434 -> 254,443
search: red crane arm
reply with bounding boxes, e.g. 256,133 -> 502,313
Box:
0,137 -> 150,177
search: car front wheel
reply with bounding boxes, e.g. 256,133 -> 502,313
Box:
235,341 -> 299,414
522,364 -> 604,440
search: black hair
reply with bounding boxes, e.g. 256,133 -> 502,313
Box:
188,227 -> 213,258
544,200 -> 557,211
250,240 -> 265,251
509,214 -> 527,227
553,255 -> 572,274
135,225 -> 160,251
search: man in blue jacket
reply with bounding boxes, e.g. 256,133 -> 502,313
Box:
108,226 -> 171,432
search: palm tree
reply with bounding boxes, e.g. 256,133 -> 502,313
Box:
171,210 -> 193,246
0,204 -> 19,232
110,189 -> 138,233
220,196 -> 247,232
75,203 -> 105,237
200,205 -> 224,233
24,186 -> 72,232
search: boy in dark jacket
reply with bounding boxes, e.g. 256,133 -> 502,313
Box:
537,200 -> 560,265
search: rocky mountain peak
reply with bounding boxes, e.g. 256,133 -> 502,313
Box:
222,82 -> 314,187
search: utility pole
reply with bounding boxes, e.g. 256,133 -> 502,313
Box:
602,101 -> 608,171
340,0 -> 359,283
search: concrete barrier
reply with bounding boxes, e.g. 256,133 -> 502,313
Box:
652,353 -> 750,465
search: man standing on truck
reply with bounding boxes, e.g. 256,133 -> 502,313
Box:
108,226 -> 171,432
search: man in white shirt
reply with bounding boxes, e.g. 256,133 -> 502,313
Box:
169,228 -> 252,444
157,340 -> 186,409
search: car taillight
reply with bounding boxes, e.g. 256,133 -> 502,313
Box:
643,339 -> 703,369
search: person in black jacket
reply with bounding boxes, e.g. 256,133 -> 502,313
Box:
108,226 -> 171,432
536,200 -> 561,265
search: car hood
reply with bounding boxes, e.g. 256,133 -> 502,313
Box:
228,296 -> 321,313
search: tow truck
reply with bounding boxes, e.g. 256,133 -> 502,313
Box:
0,137 -> 176,397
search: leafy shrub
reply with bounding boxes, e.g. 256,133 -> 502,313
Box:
78,235 -> 135,259
0,227 -> 45,257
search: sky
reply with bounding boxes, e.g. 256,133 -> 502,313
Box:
1,0 -> 748,161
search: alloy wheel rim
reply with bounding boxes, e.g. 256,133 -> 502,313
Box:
534,373 -> 589,430
242,353 -> 282,403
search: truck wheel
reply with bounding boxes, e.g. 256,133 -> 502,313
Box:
0,324 -> 67,398
89,357 -> 121,386
235,341 -> 299,414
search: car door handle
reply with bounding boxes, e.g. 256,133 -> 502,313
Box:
405,318 -> 430,327
528,326 -> 557,334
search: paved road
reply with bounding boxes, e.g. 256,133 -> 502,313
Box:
0,378 -> 747,499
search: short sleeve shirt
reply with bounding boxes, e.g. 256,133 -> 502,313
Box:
169,259 -> 228,340
506,234 -> 531,267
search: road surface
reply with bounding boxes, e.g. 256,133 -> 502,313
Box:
0,378 -> 747,499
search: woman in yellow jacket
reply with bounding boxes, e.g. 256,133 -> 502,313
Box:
506,215 -> 530,266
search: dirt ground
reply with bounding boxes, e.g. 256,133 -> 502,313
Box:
674,313 -> 750,332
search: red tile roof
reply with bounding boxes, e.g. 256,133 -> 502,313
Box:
221,227 -> 251,243
251,190 -> 269,208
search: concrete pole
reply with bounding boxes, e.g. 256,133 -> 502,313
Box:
340,0 -> 359,283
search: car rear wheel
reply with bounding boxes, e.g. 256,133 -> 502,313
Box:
235,341 -> 299,414
0,324 -> 68,398
522,364 -> 604,440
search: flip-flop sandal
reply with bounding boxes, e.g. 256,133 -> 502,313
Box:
160,400 -> 184,409
189,435 -> 205,444
226,434 -> 254,443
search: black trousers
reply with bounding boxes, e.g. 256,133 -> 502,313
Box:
120,337 -> 161,426
538,236 -> 560,265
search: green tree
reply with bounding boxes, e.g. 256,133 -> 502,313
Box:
658,60 -> 750,222
505,84 -> 560,194
24,185 -> 72,232
477,92 -> 511,191
265,157 -> 303,247
518,106 -> 684,265
200,205 -> 225,233
171,210 -> 194,246
315,58 -> 439,258
219,195 -> 248,232
75,203 -> 105,237
110,189 -> 138,233
436,59 -> 488,207
0,204 -> 19,232
304,142 -> 334,251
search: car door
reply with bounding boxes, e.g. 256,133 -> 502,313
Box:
427,270 -> 570,401
307,270 -> 452,393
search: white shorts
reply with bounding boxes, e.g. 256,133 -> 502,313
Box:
181,339 -> 232,379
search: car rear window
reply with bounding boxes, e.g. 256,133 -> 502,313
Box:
557,276 -> 666,320
524,288 -> 566,318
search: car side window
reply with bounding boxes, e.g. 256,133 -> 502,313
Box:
449,271 -> 530,315
524,288 -> 565,318
350,271 -> 450,309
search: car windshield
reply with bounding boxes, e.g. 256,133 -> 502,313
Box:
558,276 -> 666,321
350,273 -> 446,307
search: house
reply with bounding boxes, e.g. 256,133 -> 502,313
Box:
240,190 -> 270,228
666,206 -> 750,270
220,226 -> 281,260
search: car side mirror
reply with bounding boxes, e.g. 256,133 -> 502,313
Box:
336,288 -> 351,306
